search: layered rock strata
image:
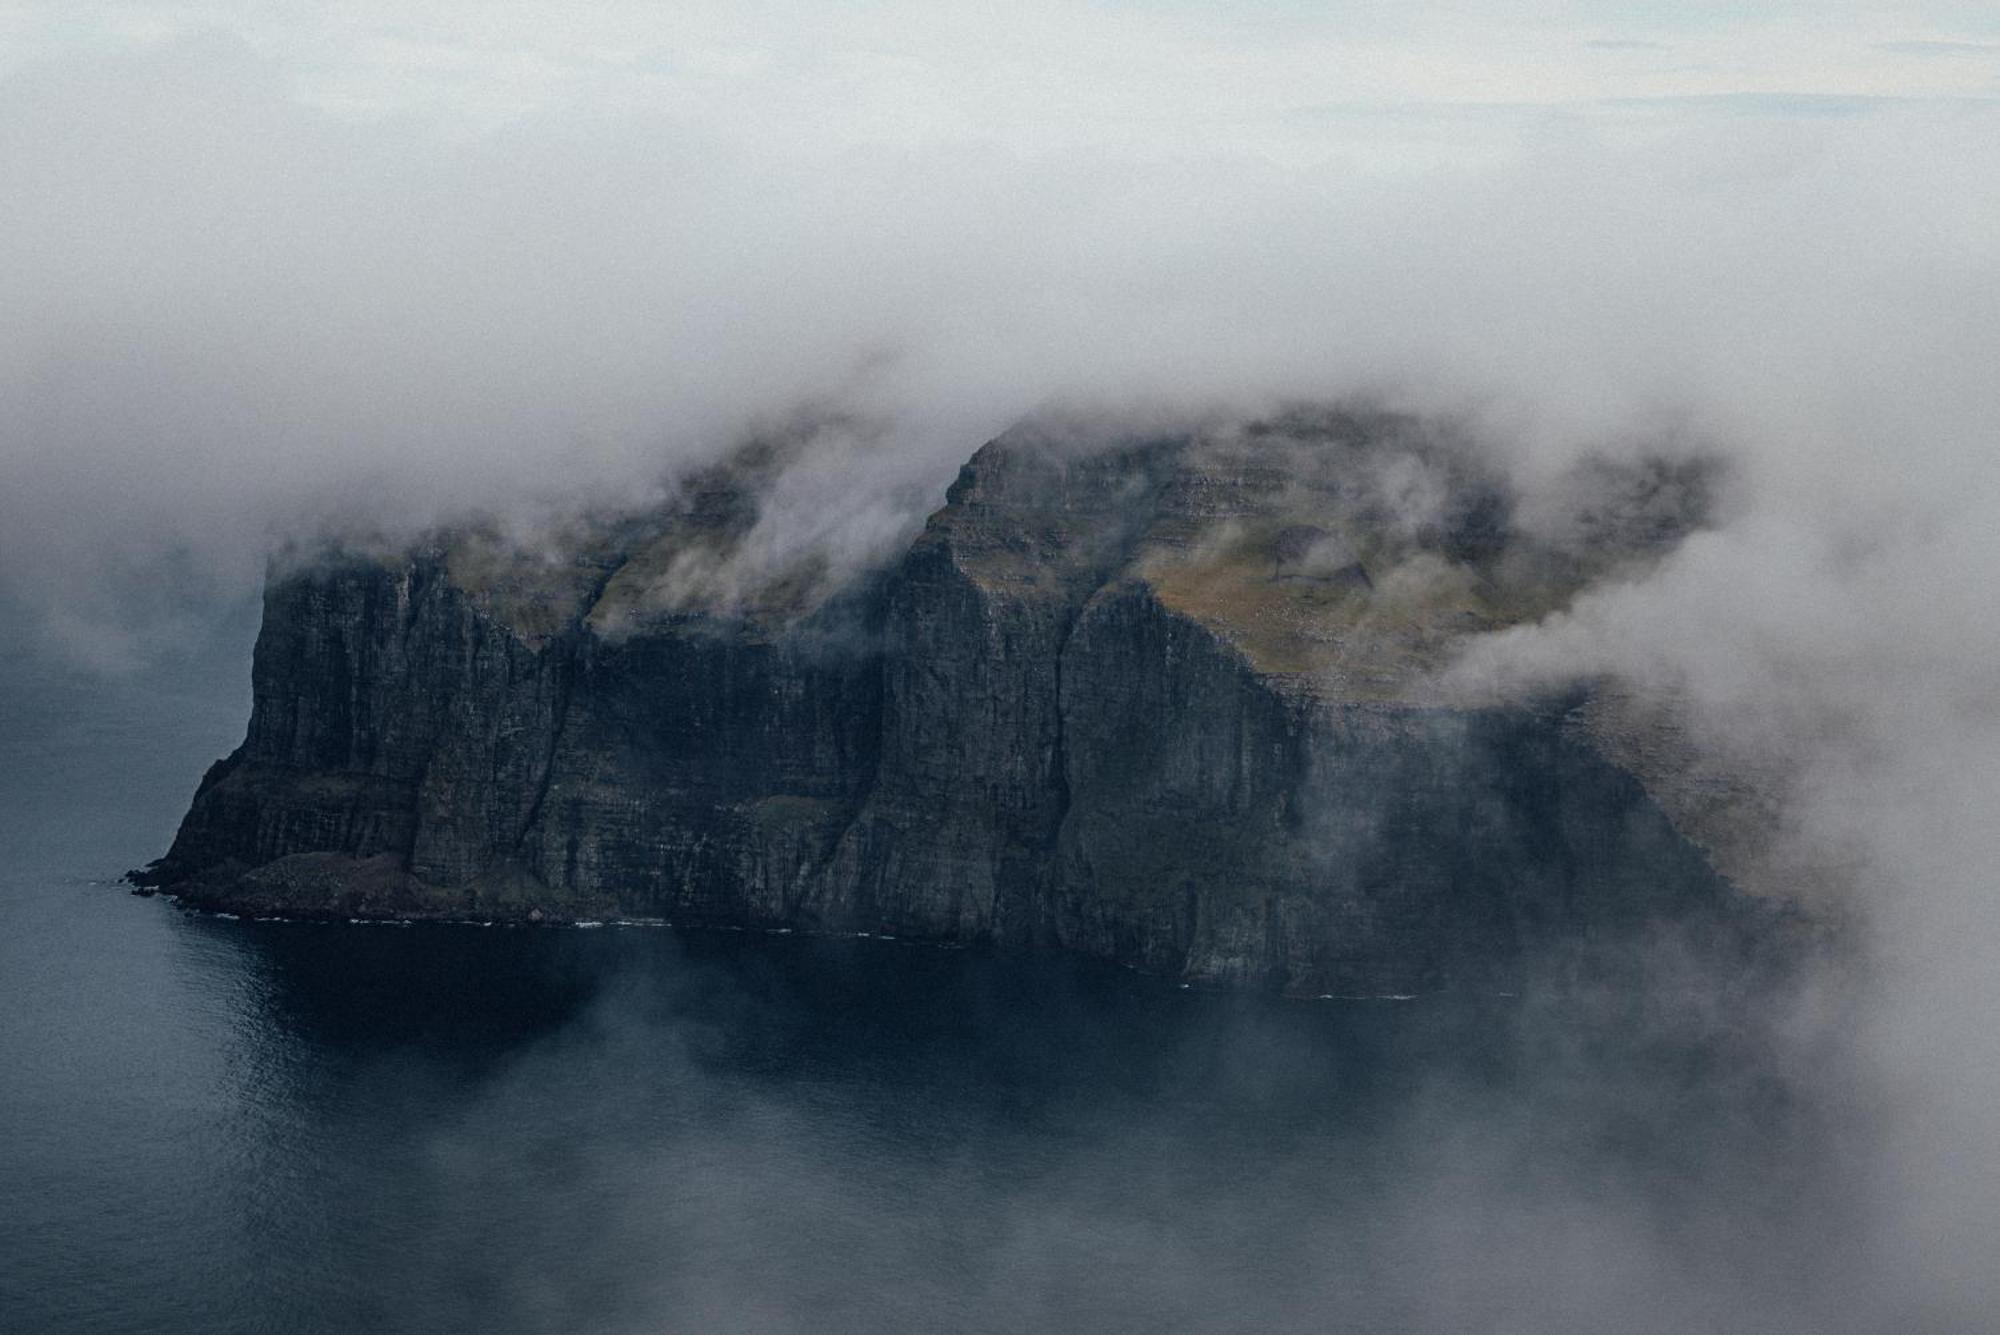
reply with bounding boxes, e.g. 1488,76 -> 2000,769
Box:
139,412 -> 1781,993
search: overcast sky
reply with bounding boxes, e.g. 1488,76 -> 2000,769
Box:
8,2 -> 2000,138
5,2 -> 1997,667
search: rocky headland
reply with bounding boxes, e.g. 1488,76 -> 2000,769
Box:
134,409 -> 1804,994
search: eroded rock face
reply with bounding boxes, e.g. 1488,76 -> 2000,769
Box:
140,410 -> 1775,993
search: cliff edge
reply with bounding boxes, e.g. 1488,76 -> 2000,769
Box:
135,410 -> 1797,994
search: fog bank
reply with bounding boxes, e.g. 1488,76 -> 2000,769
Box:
7,5 -> 2000,1328
5,13 -> 1996,668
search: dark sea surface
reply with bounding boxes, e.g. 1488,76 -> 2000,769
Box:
0,637 -> 1869,1334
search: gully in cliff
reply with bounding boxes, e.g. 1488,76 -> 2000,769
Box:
132,409 -> 1807,996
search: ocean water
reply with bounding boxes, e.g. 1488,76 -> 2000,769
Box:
0,643 -> 1866,1334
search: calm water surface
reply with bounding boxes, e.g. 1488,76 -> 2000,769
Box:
0,646 -> 1861,1333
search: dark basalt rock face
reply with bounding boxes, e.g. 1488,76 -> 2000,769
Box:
138,411 -> 1777,994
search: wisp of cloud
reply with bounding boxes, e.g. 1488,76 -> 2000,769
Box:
5,4 -> 2000,1327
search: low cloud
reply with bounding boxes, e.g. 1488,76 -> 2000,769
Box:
7,8 -> 2000,1325
5,20 -> 1997,668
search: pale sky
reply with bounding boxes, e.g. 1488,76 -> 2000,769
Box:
4,2 -> 1997,165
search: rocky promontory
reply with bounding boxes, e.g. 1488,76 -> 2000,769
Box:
136,409 -> 1790,994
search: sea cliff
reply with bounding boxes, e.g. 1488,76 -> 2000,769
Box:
137,411 -> 1780,993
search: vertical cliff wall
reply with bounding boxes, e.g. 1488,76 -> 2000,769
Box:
140,413 -> 1768,994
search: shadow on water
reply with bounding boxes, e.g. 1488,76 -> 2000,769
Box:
0,632 -> 1880,1334
131,908 -> 1873,1335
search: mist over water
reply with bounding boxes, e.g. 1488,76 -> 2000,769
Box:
0,662 -> 1868,1335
